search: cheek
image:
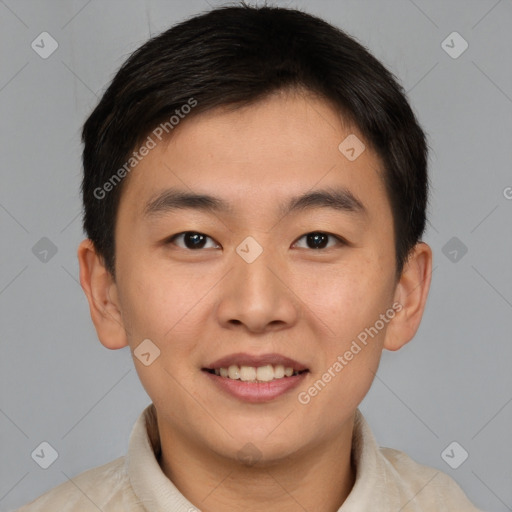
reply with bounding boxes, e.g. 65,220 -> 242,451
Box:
294,255 -> 394,405
296,257 -> 393,339
116,261 -> 190,345
297,280 -> 389,419
116,258 -> 223,372
116,265 -> 204,411
114,209 -> 190,340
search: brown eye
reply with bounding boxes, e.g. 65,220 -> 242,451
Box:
169,231 -> 219,250
294,232 -> 344,250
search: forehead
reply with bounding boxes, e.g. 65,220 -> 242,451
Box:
118,92 -> 390,225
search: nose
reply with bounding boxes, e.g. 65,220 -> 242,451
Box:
215,242 -> 300,334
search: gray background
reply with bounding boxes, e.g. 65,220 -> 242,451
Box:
1,0 -> 511,510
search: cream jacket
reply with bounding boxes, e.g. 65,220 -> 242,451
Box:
16,404 -> 483,511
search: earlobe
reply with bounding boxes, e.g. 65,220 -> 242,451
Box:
383,242 -> 433,351
77,239 -> 129,350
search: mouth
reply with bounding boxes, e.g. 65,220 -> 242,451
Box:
202,365 -> 308,382
203,352 -> 309,381
203,364 -> 309,383
202,353 -> 309,402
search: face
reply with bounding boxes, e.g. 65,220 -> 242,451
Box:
110,91 -> 400,462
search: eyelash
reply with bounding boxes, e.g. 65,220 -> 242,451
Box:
166,231 -> 347,251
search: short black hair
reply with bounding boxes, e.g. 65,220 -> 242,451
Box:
81,2 -> 429,279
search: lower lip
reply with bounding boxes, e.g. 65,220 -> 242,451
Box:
203,370 -> 308,403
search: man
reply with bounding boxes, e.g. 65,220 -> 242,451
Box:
18,4 -> 482,511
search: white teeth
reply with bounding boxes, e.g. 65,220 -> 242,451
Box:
228,365 -> 240,379
213,364 -> 302,382
239,366 -> 256,381
256,365 -> 274,382
274,364 -> 285,379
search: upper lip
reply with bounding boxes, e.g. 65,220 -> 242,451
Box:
204,353 -> 309,372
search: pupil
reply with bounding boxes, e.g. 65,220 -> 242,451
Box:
308,232 -> 327,249
185,232 -> 206,249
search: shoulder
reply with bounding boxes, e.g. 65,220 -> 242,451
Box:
380,446 -> 483,511
15,456 -> 142,512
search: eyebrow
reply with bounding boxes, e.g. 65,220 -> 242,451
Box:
143,186 -> 367,219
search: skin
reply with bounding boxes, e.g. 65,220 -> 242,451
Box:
78,90 -> 432,512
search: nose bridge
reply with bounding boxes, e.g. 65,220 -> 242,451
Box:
234,236 -> 281,302
216,236 -> 299,331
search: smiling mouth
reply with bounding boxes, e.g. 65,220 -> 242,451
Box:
202,364 -> 309,383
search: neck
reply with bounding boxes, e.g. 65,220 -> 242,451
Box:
157,416 -> 356,512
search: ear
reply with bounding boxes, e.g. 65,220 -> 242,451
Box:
384,242 -> 433,351
77,239 -> 128,350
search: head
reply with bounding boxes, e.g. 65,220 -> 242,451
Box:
78,4 -> 432,465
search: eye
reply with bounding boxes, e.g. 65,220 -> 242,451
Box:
168,231 -> 220,250
293,231 -> 345,250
